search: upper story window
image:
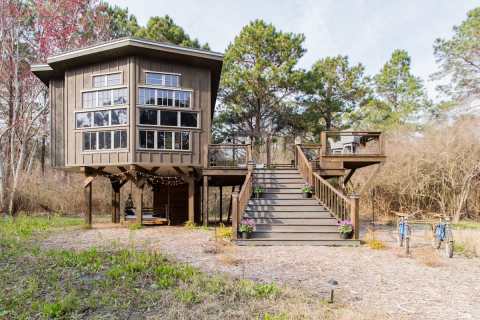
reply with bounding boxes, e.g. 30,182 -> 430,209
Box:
138,130 -> 190,151
82,88 -> 128,108
138,109 -> 199,128
76,108 -> 127,129
138,88 -> 191,108
83,130 -> 127,151
145,72 -> 180,87
93,72 -> 122,88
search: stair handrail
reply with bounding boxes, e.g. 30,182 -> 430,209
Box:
231,169 -> 253,240
296,145 -> 360,238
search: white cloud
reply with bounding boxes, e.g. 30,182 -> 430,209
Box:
108,0 -> 480,100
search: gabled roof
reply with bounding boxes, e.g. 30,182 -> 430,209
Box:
31,37 -> 224,110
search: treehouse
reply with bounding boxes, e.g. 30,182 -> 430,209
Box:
32,37 -> 385,245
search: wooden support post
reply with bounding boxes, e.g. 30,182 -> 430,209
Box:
111,180 -> 121,223
350,194 -> 360,240
135,182 -> 144,225
231,192 -> 239,240
202,175 -> 209,226
219,186 -> 223,223
187,178 -> 195,223
84,181 -> 92,226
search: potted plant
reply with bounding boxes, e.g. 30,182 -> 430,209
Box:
302,184 -> 312,198
239,218 -> 255,239
253,185 -> 264,198
338,220 -> 354,239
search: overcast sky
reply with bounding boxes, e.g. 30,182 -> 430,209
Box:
109,0 -> 479,100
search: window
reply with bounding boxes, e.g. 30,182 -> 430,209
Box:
76,108 -> 127,129
111,109 -> 127,125
93,73 -> 122,88
145,72 -> 180,87
157,131 -> 173,150
76,112 -> 91,128
83,132 -> 96,151
94,111 -> 109,127
139,109 -> 158,125
181,131 -> 190,150
82,88 -> 128,108
180,112 -> 198,128
137,87 -> 191,108
82,130 -> 127,151
98,131 -> 111,150
160,111 -> 178,126
139,130 -> 155,149
114,130 -> 128,149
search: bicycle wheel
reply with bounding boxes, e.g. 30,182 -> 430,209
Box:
446,241 -> 453,258
398,233 -> 404,247
405,236 -> 410,255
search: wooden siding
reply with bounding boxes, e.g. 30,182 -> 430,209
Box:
49,78 -> 65,167
64,58 -> 131,167
135,57 -> 211,168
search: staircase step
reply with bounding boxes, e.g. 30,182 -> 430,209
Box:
264,188 -> 304,194
261,183 -> 305,188
246,205 -> 328,212
249,199 -> 320,205
250,231 -> 342,240
254,169 -> 299,174
254,178 -> 305,182
250,217 -> 337,224
254,173 -> 302,179
262,193 -> 310,199
255,225 -> 338,232
236,239 -> 360,246
245,211 -> 332,219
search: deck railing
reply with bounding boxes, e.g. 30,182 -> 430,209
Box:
208,144 -> 252,168
296,145 -> 360,239
231,169 -> 253,240
321,131 -> 384,156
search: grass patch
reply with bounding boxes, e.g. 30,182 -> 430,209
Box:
453,220 -> 480,230
0,216 -> 331,319
127,222 -> 143,230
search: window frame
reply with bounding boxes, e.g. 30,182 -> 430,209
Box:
137,85 -> 193,109
144,71 -> 181,87
81,129 -> 128,153
136,107 -> 200,129
75,107 -> 129,130
91,71 -> 123,88
137,130 -> 191,152
81,86 -> 129,109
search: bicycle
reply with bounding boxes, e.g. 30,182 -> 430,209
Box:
432,215 -> 454,258
395,213 -> 412,254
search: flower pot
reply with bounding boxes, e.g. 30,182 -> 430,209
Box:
302,192 -> 312,198
241,232 -> 251,239
340,231 -> 353,239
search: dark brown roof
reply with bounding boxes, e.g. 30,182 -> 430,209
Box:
31,37 -> 223,111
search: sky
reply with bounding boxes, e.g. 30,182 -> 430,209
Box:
108,0 -> 479,100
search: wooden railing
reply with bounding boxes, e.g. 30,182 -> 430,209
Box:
231,169 -> 253,240
296,145 -> 360,239
320,131 -> 384,156
208,144 -> 252,168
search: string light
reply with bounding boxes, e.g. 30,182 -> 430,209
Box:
99,168 -> 186,186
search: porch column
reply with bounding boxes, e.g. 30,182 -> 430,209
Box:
135,179 -> 145,225
84,179 -> 93,226
111,179 -> 121,223
202,175 -> 209,226
350,194 -> 360,240
186,177 -> 195,223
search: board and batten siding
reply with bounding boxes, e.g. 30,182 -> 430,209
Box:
64,58 -> 131,167
49,78 -> 65,167
134,57 -> 211,168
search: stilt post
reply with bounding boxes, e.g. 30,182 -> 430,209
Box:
202,175 -> 209,226
219,186 -> 223,223
187,177 -> 195,223
231,192 -> 239,240
135,179 -> 145,225
350,194 -> 360,240
84,181 -> 92,226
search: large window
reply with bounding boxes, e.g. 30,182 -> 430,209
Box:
139,130 -> 190,151
93,73 -> 122,88
138,109 -> 199,128
145,72 -> 180,87
82,88 -> 128,108
76,108 -> 127,129
138,87 -> 191,108
82,130 -> 127,151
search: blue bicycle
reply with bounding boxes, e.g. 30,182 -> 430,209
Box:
396,214 -> 411,254
432,215 -> 454,258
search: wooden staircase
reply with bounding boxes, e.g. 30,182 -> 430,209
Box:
236,168 -> 360,246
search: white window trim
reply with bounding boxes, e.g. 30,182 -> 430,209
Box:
81,130 -> 129,153
136,108 -> 200,129
75,107 -> 129,130
137,86 -> 193,109
81,86 -> 128,109
144,71 -> 181,87
91,71 -> 123,88
137,129 -> 191,152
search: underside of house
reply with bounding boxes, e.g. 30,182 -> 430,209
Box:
31,38 -> 386,246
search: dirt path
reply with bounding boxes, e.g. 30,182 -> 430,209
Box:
42,224 -> 480,320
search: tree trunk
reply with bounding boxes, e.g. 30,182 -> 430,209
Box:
41,135 -> 46,175
8,143 -> 26,216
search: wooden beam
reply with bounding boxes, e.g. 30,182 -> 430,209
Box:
187,178 -> 195,223
202,175 -> 209,226
231,192 -> 238,240
83,176 -> 95,188
173,166 -> 185,175
343,168 -> 357,188
84,180 -> 92,226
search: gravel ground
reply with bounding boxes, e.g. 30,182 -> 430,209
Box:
42,224 -> 480,320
